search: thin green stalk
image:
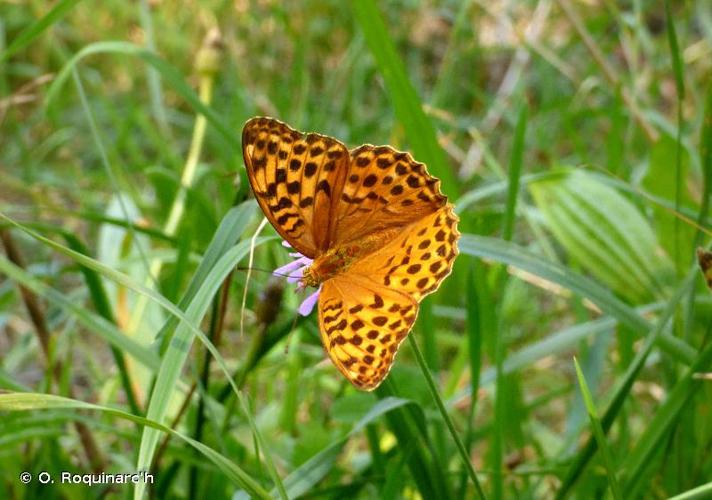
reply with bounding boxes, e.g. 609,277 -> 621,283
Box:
503,104 -> 527,242
664,0 -> 685,279
408,335 -> 487,500
188,295 -> 222,500
556,0 -> 658,141
126,43 -> 216,334
573,357 -> 623,500
458,266 -> 483,498
72,68 -> 156,292
138,0 -> 170,135
491,311 -> 505,500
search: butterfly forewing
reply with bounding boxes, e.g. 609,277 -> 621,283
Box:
243,117 -> 350,257
330,145 -> 447,247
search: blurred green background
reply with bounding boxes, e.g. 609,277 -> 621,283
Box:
1,0 -> 711,498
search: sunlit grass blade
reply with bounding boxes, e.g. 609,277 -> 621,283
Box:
45,41 -> 233,144
556,265 -> 699,498
503,103 -> 527,242
572,357 -> 622,500
0,255 -> 159,370
669,481 -> 712,500
0,393 -> 270,499
664,0 -> 686,274
133,236 -> 280,499
621,340 -> 712,497
0,0 -> 82,62
459,234 -> 696,363
351,0 -> 457,191
408,336 -> 486,499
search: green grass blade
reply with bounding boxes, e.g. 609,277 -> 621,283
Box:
408,336 -> 486,499
351,0 -> 457,191
45,41 -> 233,144
0,0 -> 82,62
622,340 -> 712,496
133,236 -> 280,499
664,0 -> 685,102
459,235 -> 696,363
669,482 -> 712,500
0,393 -> 270,499
503,104 -> 527,242
135,239 -> 282,499
556,265 -> 699,498
572,357 -> 623,500
664,0 -> 686,275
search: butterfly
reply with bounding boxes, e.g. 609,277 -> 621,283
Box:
242,117 -> 459,390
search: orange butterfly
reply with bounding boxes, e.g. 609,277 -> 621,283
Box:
242,117 -> 459,390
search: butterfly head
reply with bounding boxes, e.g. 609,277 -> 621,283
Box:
300,266 -> 320,289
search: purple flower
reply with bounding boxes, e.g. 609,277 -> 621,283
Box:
273,241 -> 321,316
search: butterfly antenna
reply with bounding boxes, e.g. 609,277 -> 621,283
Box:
236,266 -> 291,276
240,217 -> 269,338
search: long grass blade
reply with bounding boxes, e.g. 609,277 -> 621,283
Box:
572,357 -> 623,500
351,0 -> 457,191
556,265 -> 699,497
0,393 -> 270,499
459,235 -> 696,363
0,0 -> 82,62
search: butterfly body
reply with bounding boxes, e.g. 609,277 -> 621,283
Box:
242,117 -> 459,390
303,228 -> 404,286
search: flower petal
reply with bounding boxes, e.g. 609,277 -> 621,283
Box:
273,257 -> 309,278
298,287 -> 321,316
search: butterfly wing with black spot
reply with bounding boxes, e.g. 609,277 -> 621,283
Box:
242,117 -> 350,258
318,275 -> 418,391
329,145 -> 448,248
318,204 -> 459,390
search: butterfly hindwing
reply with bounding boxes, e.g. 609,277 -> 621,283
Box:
319,205 -> 459,390
318,275 -> 418,390
243,117 -> 350,257
348,204 -> 459,302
